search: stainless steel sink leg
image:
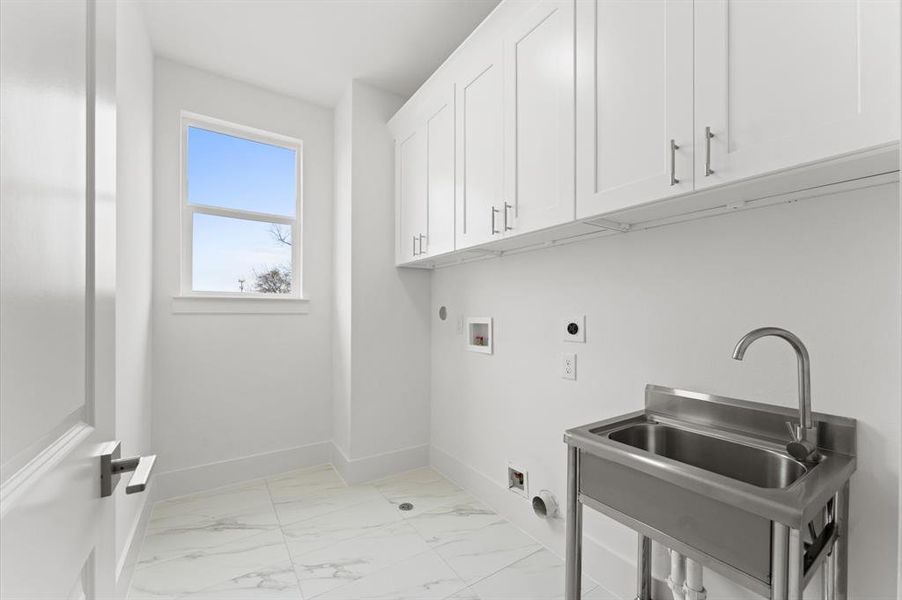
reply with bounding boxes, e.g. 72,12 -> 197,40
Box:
823,551 -> 835,600
822,494 -> 836,600
832,482 -> 849,599
787,528 -> 803,600
771,522 -> 789,600
636,535 -> 652,600
565,446 -> 582,600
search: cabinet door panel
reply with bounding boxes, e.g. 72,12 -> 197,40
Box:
397,128 -> 427,263
505,0 -> 574,234
576,0 -> 693,218
426,92 -> 455,256
694,0 -> 900,187
456,50 -> 504,248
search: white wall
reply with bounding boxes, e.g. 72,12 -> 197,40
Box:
152,60 -> 334,491
431,183 -> 901,598
348,81 -> 430,460
114,0 -> 153,580
331,81 -> 431,480
332,89 -> 352,457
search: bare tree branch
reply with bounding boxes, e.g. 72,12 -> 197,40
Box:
269,223 -> 292,246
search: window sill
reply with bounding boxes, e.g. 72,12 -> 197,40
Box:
171,295 -> 310,314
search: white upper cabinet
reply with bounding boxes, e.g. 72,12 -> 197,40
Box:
391,0 -> 900,266
393,84 -> 456,263
455,43 -> 505,248
693,0 -> 901,189
425,87 -> 456,257
396,127 -> 427,263
503,0 -> 575,234
576,0 -> 693,218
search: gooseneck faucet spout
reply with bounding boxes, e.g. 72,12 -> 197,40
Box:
731,327 -> 819,462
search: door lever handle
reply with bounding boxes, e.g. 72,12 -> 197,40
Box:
100,441 -> 157,497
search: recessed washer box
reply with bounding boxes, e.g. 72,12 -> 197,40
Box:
507,463 -> 528,497
466,317 -> 493,354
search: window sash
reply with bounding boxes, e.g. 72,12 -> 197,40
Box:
179,112 -> 303,298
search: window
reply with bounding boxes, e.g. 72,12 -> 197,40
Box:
180,113 -> 302,301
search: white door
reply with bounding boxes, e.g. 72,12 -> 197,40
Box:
425,85 -> 455,257
694,0 -> 901,189
504,0 -> 575,234
397,128 -> 427,263
575,0 -> 693,218
1,1 -> 121,598
455,44 -> 505,249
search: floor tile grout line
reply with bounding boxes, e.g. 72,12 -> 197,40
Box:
298,477 -> 480,599
131,522 -> 283,574
298,492 -> 531,599
295,471 -> 461,599
130,528 -> 297,600
301,538 -> 440,600
269,468 -> 429,599
272,465 -> 388,530
275,492 -> 379,531
407,507 -> 508,548
168,557 -> 301,600
289,513 -> 407,561
428,545 -> 477,598
153,467 -> 322,507
453,546 -> 547,595
264,478 -> 307,599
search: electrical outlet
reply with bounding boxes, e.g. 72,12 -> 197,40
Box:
562,315 -> 585,342
561,352 -> 576,380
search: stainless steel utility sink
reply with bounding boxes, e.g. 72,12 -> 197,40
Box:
564,385 -> 857,599
605,422 -> 807,489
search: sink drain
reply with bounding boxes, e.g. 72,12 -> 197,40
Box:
398,502 -> 414,512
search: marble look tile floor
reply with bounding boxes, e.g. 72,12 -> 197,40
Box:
129,466 -> 603,600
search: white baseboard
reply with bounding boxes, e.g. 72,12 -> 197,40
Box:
151,441 -> 332,501
430,445 -> 638,600
332,442 -> 429,484
115,494 -> 153,598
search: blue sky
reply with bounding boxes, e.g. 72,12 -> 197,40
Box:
188,127 -> 296,293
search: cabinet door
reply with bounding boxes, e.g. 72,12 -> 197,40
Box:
504,0 -> 575,234
396,128 -> 427,263
455,45 -> 505,249
425,86 -> 455,256
694,0 -> 901,189
575,0 -> 693,218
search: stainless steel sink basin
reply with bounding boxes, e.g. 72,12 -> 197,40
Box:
606,423 -> 807,489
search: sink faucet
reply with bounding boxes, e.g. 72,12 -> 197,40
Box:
731,327 -> 820,462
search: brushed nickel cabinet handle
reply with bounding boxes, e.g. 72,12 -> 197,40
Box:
705,126 -> 715,177
413,235 -> 418,256
491,206 -> 500,235
670,139 -> 680,186
418,233 -> 426,255
503,203 -> 513,231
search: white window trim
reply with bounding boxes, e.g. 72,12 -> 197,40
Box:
176,112 -> 306,312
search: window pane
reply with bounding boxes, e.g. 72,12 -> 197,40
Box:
187,126 -> 297,217
192,213 -> 293,294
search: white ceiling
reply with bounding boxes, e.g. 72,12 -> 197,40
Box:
139,0 -> 500,108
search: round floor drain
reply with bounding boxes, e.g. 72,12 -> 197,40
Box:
398,502 -> 414,511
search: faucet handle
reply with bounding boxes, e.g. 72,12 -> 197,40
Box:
785,421 -> 801,441
785,420 -> 820,462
